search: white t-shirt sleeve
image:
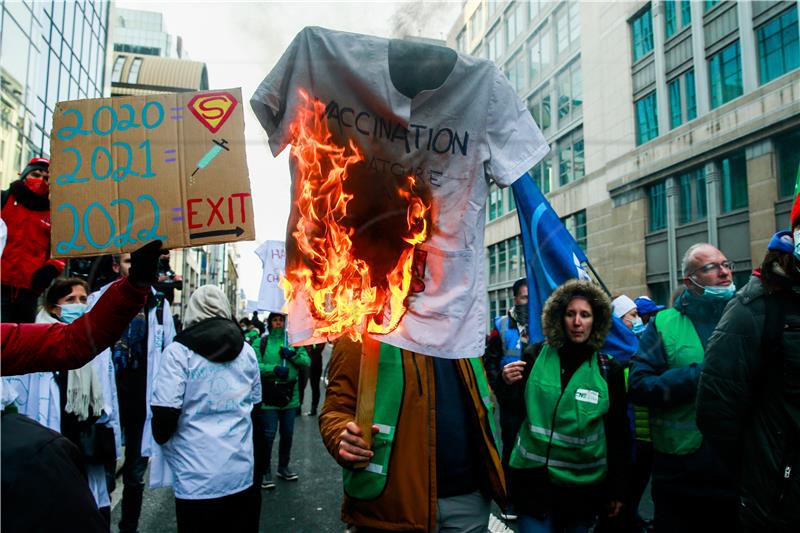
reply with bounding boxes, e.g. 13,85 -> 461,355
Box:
151,344 -> 187,409
250,30 -> 310,157
485,68 -> 550,187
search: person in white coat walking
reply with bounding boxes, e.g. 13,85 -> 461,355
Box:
151,285 -> 262,532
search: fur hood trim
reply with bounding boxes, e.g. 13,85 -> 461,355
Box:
541,279 -> 612,352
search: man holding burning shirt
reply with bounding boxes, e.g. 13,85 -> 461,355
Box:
251,27 -> 548,530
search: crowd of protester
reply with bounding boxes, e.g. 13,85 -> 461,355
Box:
1,157 -> 798,533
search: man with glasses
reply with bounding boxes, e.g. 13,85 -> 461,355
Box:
1,158 -> 64,323
629,243 -> 740,532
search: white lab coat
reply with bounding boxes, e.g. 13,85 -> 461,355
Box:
151,341 -> 262,499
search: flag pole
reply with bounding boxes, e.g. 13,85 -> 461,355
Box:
353,332 -> 380,469
585,260 -> 611,296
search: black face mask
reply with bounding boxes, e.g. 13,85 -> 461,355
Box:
514,303 -> 529,327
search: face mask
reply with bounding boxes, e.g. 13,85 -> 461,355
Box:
701,283 -> 736,301
514,304 -> 529,327
631,317 -> 646,336
58,303 -> 87,324
794,227 -> 800,262
24,177 -> 49,196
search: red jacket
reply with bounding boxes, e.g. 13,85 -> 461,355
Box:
1,278 -> 149,376
0,181 -> 62,290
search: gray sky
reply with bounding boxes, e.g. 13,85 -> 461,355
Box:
118,0 -> 462,302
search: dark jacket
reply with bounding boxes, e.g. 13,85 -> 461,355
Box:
1,412 -> 107,532
0,180 -> 63,291
628,289 -> 736,499
494,279 -> 631,520
697,268 -> 800,532
319,338 -> 506,532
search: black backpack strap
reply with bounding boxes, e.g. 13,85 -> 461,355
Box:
597,352 -> 611,381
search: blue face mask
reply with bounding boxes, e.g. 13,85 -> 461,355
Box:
631,317 -> 646,336
58,303 -> 87,324
700,283 -> 736,301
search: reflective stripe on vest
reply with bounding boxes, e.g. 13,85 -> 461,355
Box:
469,357 -> 502,453
509,344 -> 609,486
343,344 -> 404,500
342,350 -> 500,499
650,309 -> 704,455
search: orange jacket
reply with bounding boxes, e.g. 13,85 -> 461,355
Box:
319,338 -> 506,532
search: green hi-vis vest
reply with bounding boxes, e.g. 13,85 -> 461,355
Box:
343,346 -> 498,500
650,308 -> 704,455
509,344 -> 609,486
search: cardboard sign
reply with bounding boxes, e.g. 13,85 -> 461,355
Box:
49,88 -> 255,258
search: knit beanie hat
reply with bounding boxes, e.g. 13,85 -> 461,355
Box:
19,157 -> 49,180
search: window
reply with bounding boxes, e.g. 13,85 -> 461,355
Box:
561,210 -> 587,250
468,4 -> 484,43
705,1 -> 720,13
456,30 -> 466,52
530,154 -> 552,194
529,0 -> 540,21
668,69 -> 696,128
678,169 -> 706,224
720,151 -> 748,212
558,128 -> 584,187
127,57 -> 143,84
685,69 -> 697,120
668,78 -> 682,129
555,3 -> 580,55
556,61 -> 582,124
635,91 -> 658,145
756,6 -> 799,85
631,6 -> 654,62
506,52 -> 525,93
708,41 -> 743,109
505,4 -> 521,46
527,89 -> 551,133
649,181 -> 667,231
111,55 -> 125,82
665,0 -> 677,39
528,28 -> 552,85
681,0 -> 692,27
488,27 -> 504,62
776,129 -> 800,198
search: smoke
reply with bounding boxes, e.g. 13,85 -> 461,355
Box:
389,0 -> 462,41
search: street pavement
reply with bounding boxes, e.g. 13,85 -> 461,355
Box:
110,347 -> 653,533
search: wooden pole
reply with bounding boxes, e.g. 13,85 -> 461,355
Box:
353,333 -> 381,469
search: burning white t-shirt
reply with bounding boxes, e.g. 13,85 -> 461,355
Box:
251,26 -> 548,358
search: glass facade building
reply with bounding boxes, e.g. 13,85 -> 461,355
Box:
450,1 -> 799,326
1,0 -> 109,188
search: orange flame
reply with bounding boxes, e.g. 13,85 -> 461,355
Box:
282,90 -> 430,341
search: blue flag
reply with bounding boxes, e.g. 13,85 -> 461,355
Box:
512,174 -> 638,362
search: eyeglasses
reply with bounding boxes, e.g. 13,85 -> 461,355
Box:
690,261 -> 734,277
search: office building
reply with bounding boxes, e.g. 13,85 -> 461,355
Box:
448,0 -> 799,326
1,0 -> 110,188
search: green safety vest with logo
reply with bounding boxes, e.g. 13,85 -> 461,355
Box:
509,344 -> 609,486
649,308 -> 704,455
343,344 -> 499,500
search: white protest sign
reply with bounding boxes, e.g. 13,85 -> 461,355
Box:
255,240 -> 286,312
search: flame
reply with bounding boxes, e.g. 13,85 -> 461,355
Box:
281,90 -> 430,341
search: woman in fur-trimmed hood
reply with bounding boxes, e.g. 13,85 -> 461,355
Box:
496,279 -> 631,533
